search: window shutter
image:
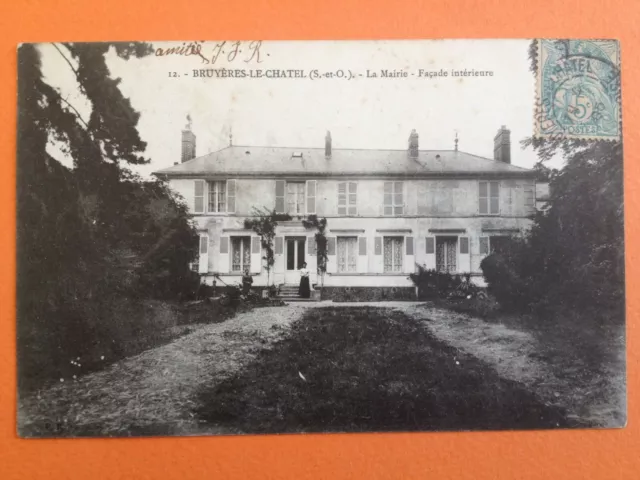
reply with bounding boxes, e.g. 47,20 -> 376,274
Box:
194,180 -> 205,214
226,179 -> 236,213
250,236 -> 261,273
308,236 -> 317,255
425,237 -> 435,254
460,236 -> 469,254
479,236 -> 489,255
275,180 -> 286,213
490,181 -> 500,214
459,236 -> 471,273
405,236 -> 414,255
306,180 -> 316,214
348,182 -> 357,215
359,237 -> 367,255
327,237 -> 336,256
479,181 -> 488,215
374,237 -> 382,255
274,236 -> 284,255
337,182 -> 347,215
220,236 -> 229,254
394,182 -> 403,215
198,234 -> 209,273
425,236 -> 436,269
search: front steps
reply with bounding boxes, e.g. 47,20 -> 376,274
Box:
277,284 -> 319,302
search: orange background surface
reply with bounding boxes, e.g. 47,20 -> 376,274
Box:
1,1 -> 638,478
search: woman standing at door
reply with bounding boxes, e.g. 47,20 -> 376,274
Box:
298,262 -> 311,298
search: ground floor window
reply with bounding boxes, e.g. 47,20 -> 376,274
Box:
489,235 -> 510,254
231,236 -> 251,272
436,236 -> 458,273
337,236 -> 358,272
383,236 -> 403,272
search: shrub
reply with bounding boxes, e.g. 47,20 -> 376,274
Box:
480,253 -> 532,312
409,265 -> 473,300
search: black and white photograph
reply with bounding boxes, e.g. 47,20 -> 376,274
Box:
16,39 -> 625,437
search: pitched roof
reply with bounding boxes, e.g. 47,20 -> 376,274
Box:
153,146 -> 533,178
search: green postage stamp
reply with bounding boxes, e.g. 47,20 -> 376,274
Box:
535,39 -> 620,140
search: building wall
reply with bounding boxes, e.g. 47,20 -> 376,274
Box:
168,176 -> 535,288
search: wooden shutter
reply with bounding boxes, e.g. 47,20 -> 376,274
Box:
394,182 -> 404,215
274,236 -> 284,255
194,180 -> 205,214
374,236 -> 382,255
337,182 -> 347,215
383,182 -> 393,216
359,237 -> 367,255
306,180 -> 316,214
425,236 -> 436,269
479,236 -> 490,255
490,181 -> 500,214
459,236 -> 470,273
348,182 -> 357,215
198,234 -> 209,273
250,236 -> 261,273
226,179 -> 236,213
326,237 -> 337,273
308,236 -> 317,255
275,180 -> 286,213
479,181 -> 488,215
218,236 -> 229,273
406,236 -> 414,255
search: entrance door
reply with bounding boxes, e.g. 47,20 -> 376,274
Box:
285,237 -> 306,284
436,236 -> 458,273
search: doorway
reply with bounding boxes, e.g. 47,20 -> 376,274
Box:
285,237 -> 306,284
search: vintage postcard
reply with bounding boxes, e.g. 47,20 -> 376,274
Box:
16,39 -> 625,438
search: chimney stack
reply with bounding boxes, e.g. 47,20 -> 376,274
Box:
181,115 -> 196,163
493,125 -> 511,164
408,129 -> 419,158
325,131 -> 332,159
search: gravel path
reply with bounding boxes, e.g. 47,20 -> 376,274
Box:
18,304 -> 316,437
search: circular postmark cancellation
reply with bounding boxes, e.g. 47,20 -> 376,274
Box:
535,39 -> 621,141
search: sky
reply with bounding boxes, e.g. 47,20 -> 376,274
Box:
38,40 -> 560,177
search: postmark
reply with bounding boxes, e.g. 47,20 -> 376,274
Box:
535,39 -> 620,140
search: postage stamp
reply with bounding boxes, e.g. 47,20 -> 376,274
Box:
535,39 -> 621,140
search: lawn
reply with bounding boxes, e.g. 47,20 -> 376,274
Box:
196,306 -> 575,434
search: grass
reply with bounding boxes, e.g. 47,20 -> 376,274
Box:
432,298 -> 626,426
196,306 -> 574,434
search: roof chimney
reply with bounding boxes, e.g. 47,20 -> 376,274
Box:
325,131 -> 332,159
408,129 -> 419,159
493,125 -> 511,164
181,115 -> 196,163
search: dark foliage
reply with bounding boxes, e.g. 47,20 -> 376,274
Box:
409,265 -> 478,300
17,43 -> 199,391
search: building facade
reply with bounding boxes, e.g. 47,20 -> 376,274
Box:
154,126 -> 538,294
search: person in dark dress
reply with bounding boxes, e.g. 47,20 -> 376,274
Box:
242,268 -> 253,295
298,262 -> 311,298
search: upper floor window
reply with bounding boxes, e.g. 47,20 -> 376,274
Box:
338,182 -> 357,216
479,181 -> 500,215
208,180 -> 226,213
287,182 -> 305,215
383,181 -> 403,216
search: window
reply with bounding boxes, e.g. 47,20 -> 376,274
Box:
480,235 -> 510,255
479,181 -> 500,215
383,182 -> 404,215
207,181 -> 227,213
338,182 -> 357,215
287,182 -> 305,215
231,237 -> 251,272
436,236 -> 458,273
383,236 -> 403,272
337,237 -> 358,272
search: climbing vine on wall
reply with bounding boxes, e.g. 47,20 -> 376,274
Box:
244,207 -> 292,285
302,215 -> 328,287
